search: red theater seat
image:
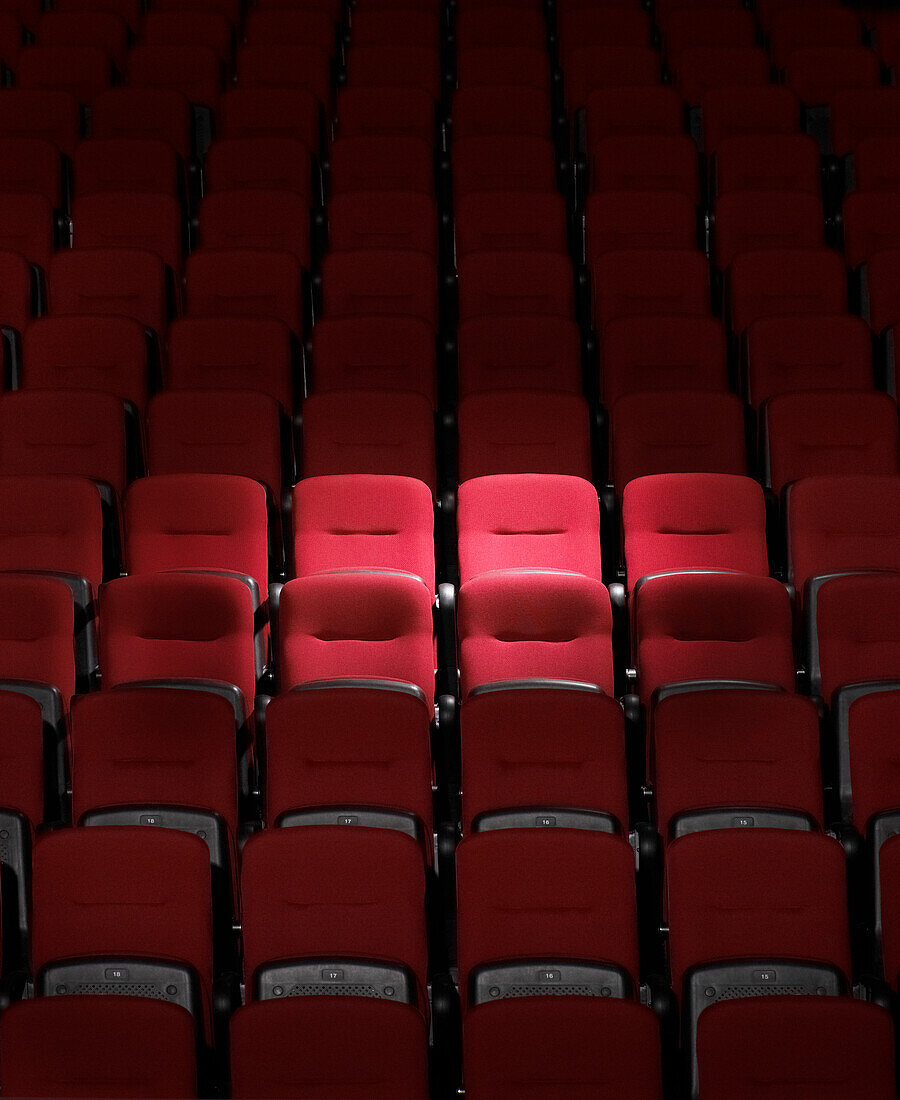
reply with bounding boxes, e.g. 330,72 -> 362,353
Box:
463,998 -> 664,1100
300,391 -> 436,493
48,248 -> 168,336
277,570 -> 435,705
310,316 -> 436,407
600,316 -> 728,408
99,571 -> 259,721
457,316 -> 582,399
743,315 -> 873,409
457,392 -> 592,482
240,827 -> 429,1012
458,569 -> 614,698
457,474 -> 601,584
264,684 -> 433,858
727,247 -> 846,334
166,317 -> 295,412
652,688 -> 824,842
696,997 -> 895,1100
230,999 -> 429,1100
292,474 -> 435,591
0,997 -> 198,1099
456,829 -> 639,1009
633,572 -> 795,706
147,390 -> 286,500
762,391 -> 900,494
667,828 -> 851,1091
622,473 -> 768,590
461,685 -> 628,835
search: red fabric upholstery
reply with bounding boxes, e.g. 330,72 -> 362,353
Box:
0,192 -> 54,269
328,191 -> 438,258
185,248 -> 304,338
713,133 -> 821,195
458,570 -> 614,698
197,190 -> 311,268
204,137 -> 312,197
713,190 -> 824,269
31,827 -> 215,1039
125,473 -> 270,590
457,392 -> 592,482
788,476 -> 900,594
461,687 -> 628,834
0,689 -> 48,828
72,138 -> 180,198
292,474 -> 435,592
99,571 -> 258,718
0,390 -> 128,503
48,247 -> 168,335
230,998 -> 429,1100
591,134 -> 699,200
166,317 -> 295,411
453,135 -> 558,196
300,391 -> 436,494
91,88 -> 191,160
240,827 -> 429,1010
623,473 -> 768,590
457,251 -> 574,322
147,390 -> 286,498
74,191 -> 183,272
701,85 -> 801,155
697,997 -> 896,1100
634,572 -> 795,704
847,689 -> 900,833
310,316 -> 436,407
457,316 -> 582,399
764,391 -> 900,494
0,474 -> 102,590
727,247 -> 846,334
264,685 -> 433,847
585,189 -> 697,262
23,315 -> 149,413
0,89 -> 80,156
0,997 -> 198,1099
456,191 -> 568,257
593,248 -> 710,328
464,998 -> 664,1100
277,570 -> 435,706
457,473 -> 601,584
666,829 -> 852,999
814,572 -> 900,702
217,88 -> 320,151
611,392 -> 747,494
744,315 -> 872,409
456,830 -> 639,1009
319,249 -> 438,331
652,689 -> 824,840
601,316 -> 727,407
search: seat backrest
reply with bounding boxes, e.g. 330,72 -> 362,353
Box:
458,570 -> 614,698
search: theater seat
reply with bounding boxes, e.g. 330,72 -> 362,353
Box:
457,474 -> 601,584
99,571 -> 260,723
292,474 -> 435,592
264,684 -> 433,859
277,570 -> 435,707
0,997 -> 198,1099
762,391 -> 900,495
456,829 -> 639,1010
70,687 -> 240,913
696,997 -> 895,1100
458,570 -> 614,698
240,827 -> 429,1012
463,998 -> 664,1100
787,476 -> 900,597
667,828 -> 852,1092
743,315 -> 873,409
31,827 -> 215,1041
230,999 -> 429,1100
633,572 -> 795,706
461,685 -> 628,836
622,473 -> 768,591
652,688 -> 824,842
